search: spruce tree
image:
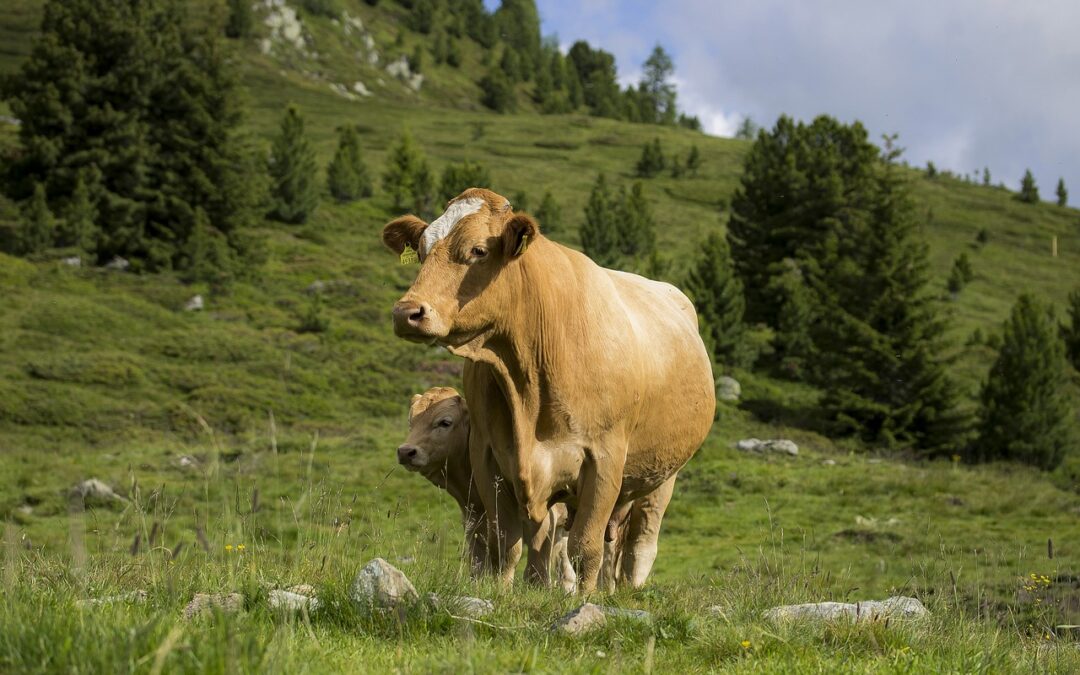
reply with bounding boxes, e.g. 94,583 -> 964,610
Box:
639,45 -> 677,125
511,190 -> 528,213
686,145 -> 701,176
182,208 -> 232,286
58,170 -> 97,255
618,182 -> 656,259
268,106 -> 319,224
1017,169 -> 1039,203
768,260 -> 816,378
635,138 -> 665,178
684,231 -> 753,369
493,0 -> 541,76
1056,178 -> 1068,207
982,167 -> 991,186
225,0 -> 254,38
479,71 -> 515,113
438,160 -> 491,203
808,148 -> 965,453
18,183 -> 55,255
327,126 -> 372,202
382,130 -> 433,214
581,174 -> 619,267
1063,288 -> 1080,371
973,294 -> 1077,469
535,190 -> 561,234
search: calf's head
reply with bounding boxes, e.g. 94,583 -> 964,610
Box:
397,387 -> 469,471
382,188 -> 538,345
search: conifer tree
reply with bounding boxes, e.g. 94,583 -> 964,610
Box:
1063,288 -> 1080,371
511,190 -> 528,213
734,118 -> 758,140
382,131 -> 433,214
686,145 -> 701,176
982,167 -> 991,186
535,190 -> 561,234
225,0 -> 254,38
438,160 -> 491,203
808,147 -> 965,453
493,0 -> 541,76
479,71 -> 515,113
268,106 -> 319,224
635,138 -> 665,178
684,231 -> 753,369
1017,169 -> 1039,203
973,294 -> 1077,469
768,260 -> 816,378
326,126 -> 372,202
639,45 -> 677,125
581,174 -> 619,267
618,182 -> 656,258
182,208 -> 232,286
1056,178 -> 1068,207
18,183 -> 55,255
59,170 -> 97,255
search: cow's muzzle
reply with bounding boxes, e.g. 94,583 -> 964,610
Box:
392,300 -> 437,340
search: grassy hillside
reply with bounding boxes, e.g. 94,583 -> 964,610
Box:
1,1 -> 1080,671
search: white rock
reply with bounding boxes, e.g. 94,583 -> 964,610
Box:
552,603 -> 607,635
763,596 -> 928,623
735,438 -> 798,456
176,455 -> 200,469
350,558 -> 418,611
61,256 -> 81,267
269,589 -> 321,612
716,376 -> 741,402
352,81 -> 371,96
105,256 -> 130,271
77,590 -> 148,607
259,38 -> 273,55
70,478 -> 126,504
183,592 -> 244,620
184,295 -> 204,312
449,596 -> 494,618
822,459 -> 837,466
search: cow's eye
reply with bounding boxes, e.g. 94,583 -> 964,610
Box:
470,246 -> 488,260
437,418 -> 453,428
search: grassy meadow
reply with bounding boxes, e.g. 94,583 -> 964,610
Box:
1,0 -> 1080,671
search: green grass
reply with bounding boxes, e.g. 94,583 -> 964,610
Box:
2,0 -> 1080,671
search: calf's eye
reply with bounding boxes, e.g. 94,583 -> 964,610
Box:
470,246 -> 488,259
437,418 -> 453,428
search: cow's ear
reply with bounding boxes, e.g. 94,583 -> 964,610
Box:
382,215 -> 428,255
502,213 -> 539,259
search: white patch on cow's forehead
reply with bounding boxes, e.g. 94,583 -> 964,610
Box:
420,197 -> 485,256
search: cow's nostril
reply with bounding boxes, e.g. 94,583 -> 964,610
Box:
405,448 -> 417,458
409,306 -> 425,323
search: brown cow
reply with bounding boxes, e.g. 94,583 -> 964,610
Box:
396,386 -> 576,591
383,188 -> 714,592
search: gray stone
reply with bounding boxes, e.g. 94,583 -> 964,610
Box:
552,603 -> 607,635
601,606 -> 652,622
350,558 -> 418,611
446,596 -> 494,618
183,592 -> 244,620
104,256 -> 130,271
70,479 -> 126,505
735,438 -> 798,456
184,295 -> 204,312
716,376 -> 741,402
822,459 -> 837,466
78,590 -> 148,608
352,81 -> 371,97
61,256 -> 82,267
763,596 -> 928,623
269,589 -> 321,612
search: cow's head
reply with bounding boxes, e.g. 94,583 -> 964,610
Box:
396,387 -> 469,471
382,187 -> 538,346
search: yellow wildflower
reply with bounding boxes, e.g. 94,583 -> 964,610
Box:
740,640 -> 752,650
237,544 -> 246,551
225,544 -> 233,552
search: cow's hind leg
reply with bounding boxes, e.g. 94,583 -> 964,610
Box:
568,438 -> 626,593
620,473 -> 677,588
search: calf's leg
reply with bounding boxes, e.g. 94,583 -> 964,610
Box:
620,473 -> 677,588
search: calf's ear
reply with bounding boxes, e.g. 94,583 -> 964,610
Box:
502,213 -> 539,259
382,215 -> 429,255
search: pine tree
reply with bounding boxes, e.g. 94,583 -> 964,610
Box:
479,71 -> 515,113
670,155 -> 684,178
382,130 -> 433,214
684,231 -> 753,369
535,190 -> 561,234
268,106 -> 319,224
511,190 -> 528,213
686,145 -> 701,176
808,147 -> 965,453
982,167 -> 991,186
581,174 -> 620,267
17,183 -> 55,254
1063,288 -> 1080,371
768,260 -> 816,378
567,41 -> 621,118
499,48 -> 521,83
639,45 -> 677,125
58,170 -> 97,255
182,208 -> 232,286
225,0 -> 254,39
1056,178 -> 1068,207
973,294 -> 1077,469
734,118 -> 758,140
438,160 -> 492,203
925,161 -> 937,178
635,138 -> 665,178
326,126 -> 372,202
493,0 -> 541,77
1017,169 -> 1039,203
618,182 -> 656,258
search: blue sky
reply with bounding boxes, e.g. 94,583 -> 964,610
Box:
485,0 -> 1080,205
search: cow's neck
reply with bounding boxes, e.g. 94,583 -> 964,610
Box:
419,449 -> 472,503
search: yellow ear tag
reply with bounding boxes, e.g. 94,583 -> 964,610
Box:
399,244 -> 419,265
514,234 -> 529,256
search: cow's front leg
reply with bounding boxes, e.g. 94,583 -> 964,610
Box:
620,473 -> 677,588
522,509 -> 557,586
567,440 -> 626,593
